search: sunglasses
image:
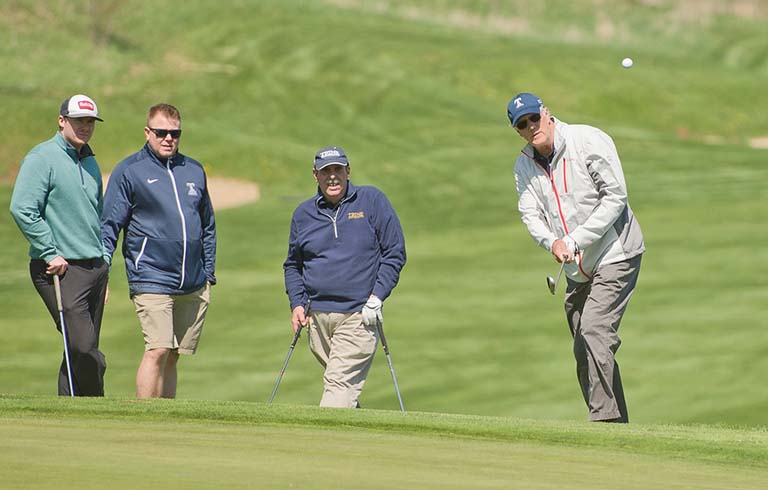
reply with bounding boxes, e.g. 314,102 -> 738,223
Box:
149,128 -> 182,139
515,113 -> 541,130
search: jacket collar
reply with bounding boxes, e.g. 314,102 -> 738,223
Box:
142,143 -> 185,168
315,181 -> 358,209
520,117 -> 567,165
54,131 -> 95,161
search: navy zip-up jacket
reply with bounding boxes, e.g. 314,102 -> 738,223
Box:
102,144 -> 216,296
284,182 -> 406,313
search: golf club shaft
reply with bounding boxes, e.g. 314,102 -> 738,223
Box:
53,275 -> 75,398
268,325 -> 303,404
376,320 -> 405,412
555,259 -> 566,288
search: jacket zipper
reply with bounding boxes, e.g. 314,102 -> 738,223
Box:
166,158 -> 188,288
317,195 -> 352,239
317,207 -> 341,238
330,208 -> 340,238
548,161 -> 569,234
528,153 -> 593,280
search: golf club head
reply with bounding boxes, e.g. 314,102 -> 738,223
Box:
547,260 -> 567,295
546,276 -> 556,295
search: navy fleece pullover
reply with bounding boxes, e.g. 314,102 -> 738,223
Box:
283,182 -> 406,313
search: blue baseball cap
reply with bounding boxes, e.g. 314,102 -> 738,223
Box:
507,92 -> 543,127
314,146 -> 349,170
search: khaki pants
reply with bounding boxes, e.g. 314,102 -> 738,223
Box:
564,254 -> 642,422
308,311 -> 378,408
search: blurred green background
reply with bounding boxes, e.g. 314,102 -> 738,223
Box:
1,0 -> 766,425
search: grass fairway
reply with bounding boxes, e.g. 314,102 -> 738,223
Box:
2,395 -> 767,490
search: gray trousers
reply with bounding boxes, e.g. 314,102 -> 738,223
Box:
564,254 -> 642,422
30,258 -> 109,396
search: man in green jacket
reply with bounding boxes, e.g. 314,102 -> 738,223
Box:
10,94 -> 109,396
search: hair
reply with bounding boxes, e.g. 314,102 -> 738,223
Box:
147,103 -> 181,125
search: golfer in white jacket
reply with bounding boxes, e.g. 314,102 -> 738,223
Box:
509,92 -> 645,423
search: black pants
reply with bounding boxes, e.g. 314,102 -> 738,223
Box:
30,258 -> 109,396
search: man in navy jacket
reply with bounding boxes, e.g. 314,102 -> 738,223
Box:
284,146 -> 406,408
102,103 -> 216,398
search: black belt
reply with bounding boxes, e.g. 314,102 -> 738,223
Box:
32,257 -> 104,267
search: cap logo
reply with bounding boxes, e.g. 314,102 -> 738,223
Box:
513,97 -> 524,109
77,100 -> 95,111
319,149 -> 341,159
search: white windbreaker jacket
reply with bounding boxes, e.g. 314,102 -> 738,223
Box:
514,118 -> 645,283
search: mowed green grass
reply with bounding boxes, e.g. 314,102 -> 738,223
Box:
1,395 -> 767,490
1,0 -> 767,432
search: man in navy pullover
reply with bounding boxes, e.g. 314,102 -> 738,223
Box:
284,146 -> 406,408
102,103 -> 216,398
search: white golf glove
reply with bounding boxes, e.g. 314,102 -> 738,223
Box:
361,295 -> 383,327
562,236 -> 579,255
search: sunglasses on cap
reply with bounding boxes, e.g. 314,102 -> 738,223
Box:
515,113 -> 541,130
149,128 -> 182,139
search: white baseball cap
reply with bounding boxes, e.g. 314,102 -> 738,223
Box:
59,94 -> 103,121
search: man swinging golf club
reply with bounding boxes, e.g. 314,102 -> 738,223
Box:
508,92 -> 645,423
283,146 -> 406,408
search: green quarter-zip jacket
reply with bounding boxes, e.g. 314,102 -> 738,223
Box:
10,132 -> 104,262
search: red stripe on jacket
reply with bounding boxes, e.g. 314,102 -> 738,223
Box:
524,153 -> 593,280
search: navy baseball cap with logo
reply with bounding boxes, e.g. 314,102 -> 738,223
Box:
60,94 -> 103,122
507,92 -> 542,127
314,146 -> 349,170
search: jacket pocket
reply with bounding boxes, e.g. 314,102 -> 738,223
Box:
183,238 -> 207,289
125,235 -> 184,287
134,237 -> 148,269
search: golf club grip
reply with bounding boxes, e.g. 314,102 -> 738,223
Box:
291,325 -> 303,346
376,321 -> 390,355
53,275 -> 64,312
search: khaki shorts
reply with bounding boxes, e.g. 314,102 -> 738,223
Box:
132,283 -> 211,354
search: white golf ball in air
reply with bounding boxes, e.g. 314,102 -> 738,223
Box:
621,57 -> 634,69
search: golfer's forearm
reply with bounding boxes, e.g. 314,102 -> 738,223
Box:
10,211 -> 58,261
568,183 -> 625,249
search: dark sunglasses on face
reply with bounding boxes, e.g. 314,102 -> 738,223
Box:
149,128 -> 182,139
515,113 -> 541,130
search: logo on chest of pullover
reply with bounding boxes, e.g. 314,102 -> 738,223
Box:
186,182 -> 198,196
348,211 -> 365,220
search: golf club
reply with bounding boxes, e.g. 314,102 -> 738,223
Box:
376,319 -> 405,412
53,274 -> 75,397
546,259 -> 567,295
268,324 -> 303,404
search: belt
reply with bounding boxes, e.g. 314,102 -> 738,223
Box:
31,257 -> 104,267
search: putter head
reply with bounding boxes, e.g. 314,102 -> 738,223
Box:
546,276 -> 556,295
